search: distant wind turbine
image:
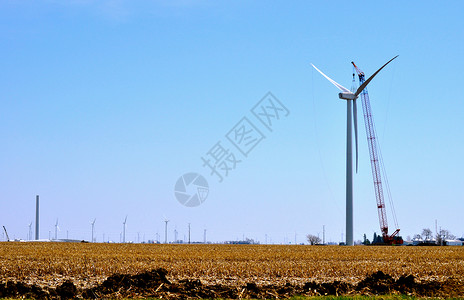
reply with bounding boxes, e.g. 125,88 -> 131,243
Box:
311,56 -> 398,246
54,219 -> 60,240
91,218 -> 96,243
122,215 -> 128,243
28,222 -> 32,241
164,217 -> 169,244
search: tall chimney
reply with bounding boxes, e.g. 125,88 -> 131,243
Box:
35,195 -> 39,240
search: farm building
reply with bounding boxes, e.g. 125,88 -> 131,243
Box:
445,239 -> 463,246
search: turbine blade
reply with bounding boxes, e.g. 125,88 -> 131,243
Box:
354,55 -> 398,97
353,99 -> 358,173
311,63 -> 351,93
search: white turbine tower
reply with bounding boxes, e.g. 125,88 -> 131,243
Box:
163,217 -> 169,244
54,219 -> 60,240
28,222 -> 32,241
122,215 -> 127,243
91,218 -> 96,243
311,56 -> 398,246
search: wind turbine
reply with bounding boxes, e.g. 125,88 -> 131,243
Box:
311,56 -> 398,246
91,218 -> 96,243
163,217 -> 169,244
122,215 -> 127,243
54,219 -> 60,240
28,222 -> 32,241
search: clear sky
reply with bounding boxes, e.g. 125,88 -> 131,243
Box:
1,1 -> 463,243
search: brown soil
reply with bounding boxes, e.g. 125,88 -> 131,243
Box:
1,269 -> 463,299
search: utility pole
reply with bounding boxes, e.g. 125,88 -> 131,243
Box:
204,229 -> 206,243
188,223 -> 191,244
440,226 -> 443,246
323,225 -> 325,245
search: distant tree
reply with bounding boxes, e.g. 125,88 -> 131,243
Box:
443,229 -> 456,240
436,228 -> 456,245
372,232 -> 383,244
306,234 -> 321,245
362,234 -> 371,245
413,234 -> 422,240
421,228 -> 433,240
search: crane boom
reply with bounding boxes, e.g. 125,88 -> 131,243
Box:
3,226 -> 10,241
352,61 -> 401,244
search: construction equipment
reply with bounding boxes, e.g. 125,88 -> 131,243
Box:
352,61 -> 402,245
3,226 -> 10,241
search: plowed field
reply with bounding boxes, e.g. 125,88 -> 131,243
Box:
1,243 -> 463,298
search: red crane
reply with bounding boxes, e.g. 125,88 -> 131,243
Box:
352,61 -> 402,245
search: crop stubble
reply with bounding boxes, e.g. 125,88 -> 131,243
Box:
1,242 -> 464,290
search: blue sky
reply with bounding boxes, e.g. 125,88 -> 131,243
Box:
1,1 -> 463,243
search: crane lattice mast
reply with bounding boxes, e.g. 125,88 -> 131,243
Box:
352,61 -> 401,244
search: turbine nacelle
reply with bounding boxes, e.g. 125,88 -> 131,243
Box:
339,92 -> 357,100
